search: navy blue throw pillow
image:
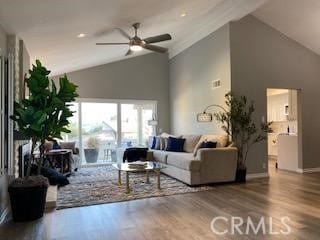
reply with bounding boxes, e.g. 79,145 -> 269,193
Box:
199,141 -> 217,149
166,137 -> 185,152
151,136 -> 157,149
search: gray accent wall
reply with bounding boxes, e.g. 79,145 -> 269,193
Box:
230,15 -> 320,173
169,24 -> 231,135
53,53 -> 170,133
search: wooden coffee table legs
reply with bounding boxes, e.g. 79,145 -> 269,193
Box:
118,170 -> 161,193
125,171 -> 129,194
118,170 -> 130,193
118,170 -> 122,186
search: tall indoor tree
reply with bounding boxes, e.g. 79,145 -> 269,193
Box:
9,60 -> 78,221
214,92 -> 272,170
11,60 -> 79,176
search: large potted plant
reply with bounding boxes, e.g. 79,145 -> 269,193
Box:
214,92 -> 272,182
84,137 -> 100,163
9,60 -> 78,221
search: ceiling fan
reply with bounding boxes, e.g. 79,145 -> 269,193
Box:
96,23 -> 172,56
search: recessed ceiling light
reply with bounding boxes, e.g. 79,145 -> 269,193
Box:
77,33 -> 86,38
180,12 -> 187,18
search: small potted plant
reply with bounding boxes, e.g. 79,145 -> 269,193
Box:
215,92 -> 272,182
84,137 -> 100,163
10,60 -> 78,221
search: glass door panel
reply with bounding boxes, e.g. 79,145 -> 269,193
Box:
121,104 -> 138,147
62,102 -> 79,146
142,108 -> 154,146
81,102 -> 117,165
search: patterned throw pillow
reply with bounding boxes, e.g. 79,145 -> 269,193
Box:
154,137 -> 161,150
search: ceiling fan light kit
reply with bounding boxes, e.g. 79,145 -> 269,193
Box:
96,22 -> 172,56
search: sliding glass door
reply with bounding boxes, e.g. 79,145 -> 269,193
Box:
64,99 -> 156,166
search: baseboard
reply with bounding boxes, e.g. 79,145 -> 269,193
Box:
297,167 -> 320,173
246,172 -> 269,180
0,207 -> 10,225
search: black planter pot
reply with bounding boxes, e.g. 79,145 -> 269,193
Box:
8,175 -> 49,222
84,148 -> 99,163
235,168 -> 247,183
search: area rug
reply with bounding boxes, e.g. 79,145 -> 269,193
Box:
57,166 -> 215,209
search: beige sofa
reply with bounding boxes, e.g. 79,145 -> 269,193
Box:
148,134 -> 238,186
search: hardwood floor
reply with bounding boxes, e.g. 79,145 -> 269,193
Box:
1,163 -> 320,240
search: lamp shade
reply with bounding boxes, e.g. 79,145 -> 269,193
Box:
148,120 -> 158,126
197,112 -> 213,122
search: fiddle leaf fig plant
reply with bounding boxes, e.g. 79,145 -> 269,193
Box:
11,60 -> 79,177
214,92 -> 272,169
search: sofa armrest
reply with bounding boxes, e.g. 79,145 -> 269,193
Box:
196,147 -> 238,182
196,147 -> 237,160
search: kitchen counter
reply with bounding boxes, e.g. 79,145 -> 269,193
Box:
277,134 -> 299,172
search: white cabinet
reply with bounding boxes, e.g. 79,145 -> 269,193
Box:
267,94 -> 288,122
277,134 -> 299,172
287,90 -> 297,121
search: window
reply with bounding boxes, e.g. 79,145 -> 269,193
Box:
63,99 -> 157,165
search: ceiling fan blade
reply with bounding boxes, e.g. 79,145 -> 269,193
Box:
125,49 -> 133,56
115,28 -> 131,40
143,44 -> 168,53
143,34 -> 172,44
96,43 -> 128,45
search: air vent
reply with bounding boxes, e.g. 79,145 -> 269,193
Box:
212,79 -> 221,89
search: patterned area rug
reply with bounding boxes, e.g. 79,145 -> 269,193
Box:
57,166 -> 215,209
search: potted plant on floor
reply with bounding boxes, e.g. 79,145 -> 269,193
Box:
84,137 -> 100,163
9,60 -> 78,221
214,92 -> 272,182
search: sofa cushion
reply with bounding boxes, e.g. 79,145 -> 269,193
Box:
166,137 -> 185,152
182,135 -> 201,153
166,152 -> 201,172
160,132 -> 181,138
151,150 -> 168,164
193,135 -> 228,156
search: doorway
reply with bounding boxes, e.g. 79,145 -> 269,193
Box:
266,88 -> 302,173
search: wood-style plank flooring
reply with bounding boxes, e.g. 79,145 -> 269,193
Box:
1,162 -> 320,240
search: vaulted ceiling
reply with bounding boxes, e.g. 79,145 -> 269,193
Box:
254,0 -> 320,57
0,0 -> 266,75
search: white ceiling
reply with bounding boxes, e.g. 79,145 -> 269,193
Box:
0,0 -> 266,76
254,0 -> 320,56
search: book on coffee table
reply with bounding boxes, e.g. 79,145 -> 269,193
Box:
128,161 -> 148,169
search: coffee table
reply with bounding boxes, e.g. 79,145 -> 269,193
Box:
112,161 -> 165,193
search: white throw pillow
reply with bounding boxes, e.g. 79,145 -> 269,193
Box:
182,135 -> 201,153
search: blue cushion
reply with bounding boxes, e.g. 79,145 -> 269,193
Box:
151,136 -> 157,149
199,141 -> 217,149
166,137 -> 185,152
